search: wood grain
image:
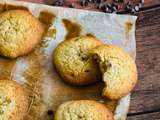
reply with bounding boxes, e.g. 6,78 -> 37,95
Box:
130,90 -> 160,114
127,7 -> 160,114
135,7 -> 160,92
127,112 -> 160,120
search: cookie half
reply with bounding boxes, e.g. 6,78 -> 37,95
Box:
53,36 -> 102,85
90,45 -> 137,100
0,10 -> 44,58
0,80 -> 29,120
55,100 -> 114,120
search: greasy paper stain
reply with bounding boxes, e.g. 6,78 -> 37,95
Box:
124,21 -> 133,45
0,58 -> 17,80
23,50 -> 46,120
0,4 -> 4,13
4,4 -> 29,11
62,19 -> 81,40
0,4 -> 28,13
39,11 -> 56,48
23,10 -> 56,119
104,100 -> 117,113
39,11 -> 56,30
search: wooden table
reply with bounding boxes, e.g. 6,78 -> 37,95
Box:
22,0 -> 160,119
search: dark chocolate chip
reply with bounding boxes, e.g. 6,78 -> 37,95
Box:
80,0 -> 88,6
88,0 -> 93,3
75,38 -> 79,41
53,0 -> 64,6
47,110 -> 54,115
81,55 -> 88,61
118,0 -> 124,3
114,0 -> 119,2
84,70 -> 90,72
106,3 -> 112,9
71,73 -> 74,77
131,7 -> 136,14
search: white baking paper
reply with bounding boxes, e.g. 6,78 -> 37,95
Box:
0,0 -> 137,120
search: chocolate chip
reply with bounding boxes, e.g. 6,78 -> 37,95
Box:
88,0 -> 93,3
47,110 -> 54,115
80,0 -> 88,6
71,73 -> 74,77
81,55 -> 88,61
95,0 -> 104,3
134,5 -> 139,12
105,6 -> 110,12
117,0 -> 124,3
106,3 -> 112,9
53,0 -> 64,6
125,1 -> 132,11
84,70 -> 90,72
114,0 -> 119,2
75,38 -> 79,41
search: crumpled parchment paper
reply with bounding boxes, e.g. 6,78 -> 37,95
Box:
0,0 -> 137,120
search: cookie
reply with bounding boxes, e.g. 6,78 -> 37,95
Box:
0,10 -> 44,58
53,36 -> 102,85
0,80 -> 29,120
55,100 -> 114,120
90,45 -> 137,100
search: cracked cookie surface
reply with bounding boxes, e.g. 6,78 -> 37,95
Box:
55,100 -> 114,120
0,10 -> 44,58
53,36 -> 102,85
0,80 -> 29,120
90,45 -> 137,100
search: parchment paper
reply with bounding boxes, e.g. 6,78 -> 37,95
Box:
0,0 -> 137,120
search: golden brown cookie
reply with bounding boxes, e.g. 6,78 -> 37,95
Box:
53,36 -> 102,85
90,45 -> 137,100
0,80 -> 29,120
0,10 -> 44,58
54,100 -> 114,120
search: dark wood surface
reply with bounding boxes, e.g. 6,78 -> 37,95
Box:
21,0 -> 160,119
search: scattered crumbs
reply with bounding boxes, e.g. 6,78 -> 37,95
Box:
62,19 -> 81,40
